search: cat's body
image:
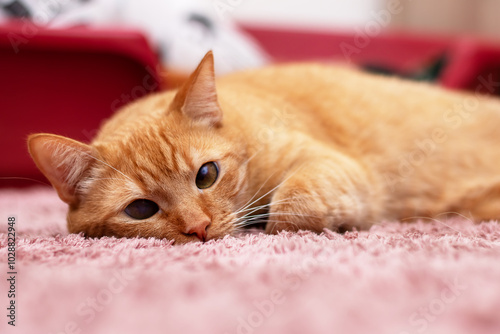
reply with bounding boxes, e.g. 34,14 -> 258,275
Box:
29,52 -> 500,243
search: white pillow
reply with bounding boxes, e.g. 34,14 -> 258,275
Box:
0,0 -> 269,74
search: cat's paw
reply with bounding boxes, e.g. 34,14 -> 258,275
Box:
265,188 -> 331,234
264,184 -> 370,235
263,153 -> 379,235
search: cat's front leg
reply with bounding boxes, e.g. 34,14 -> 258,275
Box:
265,151 -> 384,234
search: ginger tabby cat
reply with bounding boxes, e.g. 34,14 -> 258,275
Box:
28,52 -> 500,243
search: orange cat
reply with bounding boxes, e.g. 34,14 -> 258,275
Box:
28,52 -> 500,243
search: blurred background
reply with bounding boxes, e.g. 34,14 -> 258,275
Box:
1,0 -> 500,187
230,0 -> 500,40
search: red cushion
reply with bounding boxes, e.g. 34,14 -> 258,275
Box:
440,38 -> 500,92
0,21 -> 161,187
243,26 -> 451,72
244,26 -> 500,94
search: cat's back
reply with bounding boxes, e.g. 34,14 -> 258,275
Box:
219,63 -> 500,217
217,62 -> 500,153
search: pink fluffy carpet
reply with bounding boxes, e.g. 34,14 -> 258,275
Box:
1,187 -> 500,334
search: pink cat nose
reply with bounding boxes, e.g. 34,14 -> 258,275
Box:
184,220 -> 210,242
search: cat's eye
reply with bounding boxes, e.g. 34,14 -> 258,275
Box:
196,162 -> 219,189
124,199 -> 159,220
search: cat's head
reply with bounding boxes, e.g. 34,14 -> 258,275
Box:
28,52 -> 250,243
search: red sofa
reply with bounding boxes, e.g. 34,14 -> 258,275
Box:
244,26 -> 500,91
0,22 -> 161,187
1,22 -> 500,187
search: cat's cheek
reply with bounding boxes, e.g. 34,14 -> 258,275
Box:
215,170 -> 249,208
208,212 -> 239,240
67,208 -> 105,237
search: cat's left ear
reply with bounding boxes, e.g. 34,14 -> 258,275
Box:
28,133 -> 94,205
171,51 -> 222,126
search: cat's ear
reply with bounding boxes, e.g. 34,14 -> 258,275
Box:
171,51 -> 222,126
28,133 -> 94,205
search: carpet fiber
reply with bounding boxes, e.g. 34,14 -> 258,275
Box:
1,187 -> 500,334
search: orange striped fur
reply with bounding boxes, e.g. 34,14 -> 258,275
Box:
28,52 -> 500,243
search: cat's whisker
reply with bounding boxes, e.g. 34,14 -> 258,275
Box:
236,188 -> 337,216
233,199 -> 283,225
233,201 -> 292,224
0,177 -> 51,187
434,211 -> 475,224
401,216 -> 463,234
233,222 -> 264,229
235,188 -> 344,222
235,166 -> 305,216
82,177 -> 128,182
243,148 -> 263,166
232,211 -> 325,228
265,219 -> 303,231
81,152 -> 133,183
233,198 -> 294,216
232,191 -> 327,229
233,215 -> 266,224
230,202 -> 328,234
236,170 -> 279,214
233,218 -> 304,233
236,211 -> 324,222
233,191 -> 330,226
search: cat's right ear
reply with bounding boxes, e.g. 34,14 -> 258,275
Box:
170,51 -> 222,126
28,133 -> 94,205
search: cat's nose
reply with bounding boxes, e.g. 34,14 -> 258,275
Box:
184,220 -> 210,242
